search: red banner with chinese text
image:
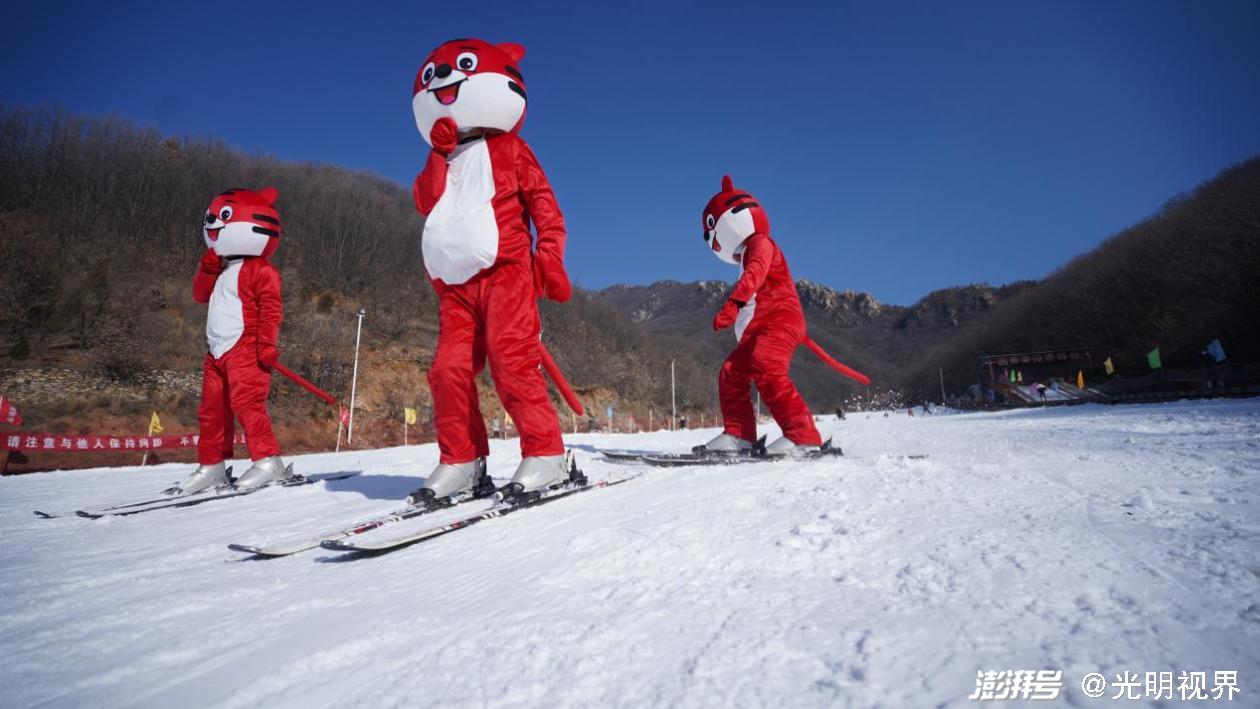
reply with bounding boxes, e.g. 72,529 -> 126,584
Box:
4,432 -> 246,452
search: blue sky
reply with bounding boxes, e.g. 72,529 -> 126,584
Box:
3,0 -> 1258,304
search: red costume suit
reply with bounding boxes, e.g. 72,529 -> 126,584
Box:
192,187 -> 284,466
411,39 -> 570,466
702,176 -> 869,449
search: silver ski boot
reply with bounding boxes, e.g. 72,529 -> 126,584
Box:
496,451 -> 581,501
764,437 -> 820,457
166,461 -> 230,495
693,432 -> 753,455
234,456 -> 294,489
406,457 -> 492,507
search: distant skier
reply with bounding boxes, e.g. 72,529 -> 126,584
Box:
1037,382 -> 1048,403
173,187 -> 291,495
835,408 -> 846,421
695,175 -> 869,456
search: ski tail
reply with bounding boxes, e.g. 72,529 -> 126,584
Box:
803,336 -> 871,386
539,342 -> 584,415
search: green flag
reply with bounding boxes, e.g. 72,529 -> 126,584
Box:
1147,348 -> 1162,369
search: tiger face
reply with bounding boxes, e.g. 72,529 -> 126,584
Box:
701,176 -> 771,265
412,38 -> 528,146
203,187 -> 281,258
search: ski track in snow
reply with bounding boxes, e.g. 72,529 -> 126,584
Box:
1,400 -> 1257,708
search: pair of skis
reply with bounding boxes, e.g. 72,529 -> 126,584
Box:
601,436 -> 845,467
229,463 -> 641,558
33,470 -> 361,519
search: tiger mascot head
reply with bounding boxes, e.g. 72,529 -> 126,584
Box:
701,175 -> 771,265
412,38 -> 528,147
202,187 -> 282,259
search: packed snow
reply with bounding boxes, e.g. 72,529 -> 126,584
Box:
1,399 -> 1257,708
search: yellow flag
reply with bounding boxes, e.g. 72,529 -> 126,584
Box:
504,410 -> 513,427
1076,370 -> 1085,389
404,407 -> 417,425
1103,357 -> 1114,375
149,411 -> 163,435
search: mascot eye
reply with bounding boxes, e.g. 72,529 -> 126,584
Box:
456,52 -> 478,72
421,62 -> 436,85
705,214 -> 716,230
219,206 -> 233,221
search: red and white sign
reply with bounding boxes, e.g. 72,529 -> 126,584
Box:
4,432 -> 246,452
0,396 -> 20,427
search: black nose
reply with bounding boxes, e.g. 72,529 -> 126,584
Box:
703,232 -> 710,241
435,63 -> 452,79
205,213 -> 215,225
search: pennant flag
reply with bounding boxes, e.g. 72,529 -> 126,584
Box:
1103,357 -> 1114,375
339,407 -> 350,426
1008,370 -> 1015,383
504,411 -> 513,427
404,407 -> 417,425
148,411 -> 163,435
1147,348 -> 1162,370
1076,370 -> 1085,389
1017,371 -> 1023,383
0,396 -> 21,426
1206,339 -> 1227,363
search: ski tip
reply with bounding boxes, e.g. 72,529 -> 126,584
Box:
32,510 -> 56,519
75,510 -> 102,519
227,543 -> 263,555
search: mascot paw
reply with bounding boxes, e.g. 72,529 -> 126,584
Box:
430,117 -> 459,155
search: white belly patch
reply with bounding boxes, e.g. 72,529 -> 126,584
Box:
206,260 -> 245,358
422,140 -> 500,284
735,296 -> 757,342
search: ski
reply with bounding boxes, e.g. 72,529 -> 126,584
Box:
74,471 -> 360,518
228,489 -> 498,557
33,467 -> 240,518
597,435 -> 769,464
639,446 -> 843,467
320,474 -> 640,555
603,437 -> 844,467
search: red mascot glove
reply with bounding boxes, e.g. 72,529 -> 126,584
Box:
712,299 -> 743,331
258,344 -> 279,369
199,249 -> 224,276
429,117 -> 459,156
533,249 -> 572,303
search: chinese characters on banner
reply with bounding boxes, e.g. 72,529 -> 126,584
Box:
3,432 -> 246,452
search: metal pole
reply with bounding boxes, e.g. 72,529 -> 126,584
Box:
939,367 -> 947,404
348,308 -> 365,445
670,359 -> 677,431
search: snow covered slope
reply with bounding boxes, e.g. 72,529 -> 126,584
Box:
1,400 -> 1257,708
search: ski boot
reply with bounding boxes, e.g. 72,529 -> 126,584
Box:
234,456 -> 295,490
406,457 -> 493,508
692,432 -> 754,456
166,461 -> 230,495
496,451 -> 584,503
763,437 -> 822,458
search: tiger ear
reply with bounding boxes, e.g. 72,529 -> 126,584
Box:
498,43 -> 526,62
721,175 -> 734,192
258,187 -> 278,205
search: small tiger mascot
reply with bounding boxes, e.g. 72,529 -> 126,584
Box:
173,187 -> 291,494
698,175 -> 869,456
